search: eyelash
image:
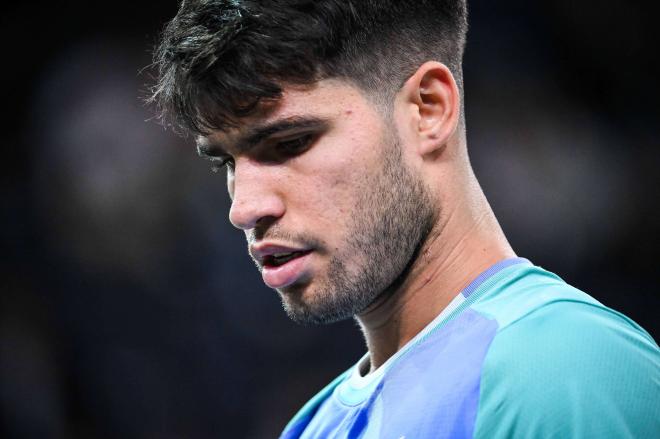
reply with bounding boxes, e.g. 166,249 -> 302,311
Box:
274,133 -> 314,155
210,156 -> 234,173
208,133 -> 316,172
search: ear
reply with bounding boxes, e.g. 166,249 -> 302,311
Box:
398,61 -> 460,156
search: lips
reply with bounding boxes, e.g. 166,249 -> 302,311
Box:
263,251 -> 308,267
250,244 -> 313,289
262,251 -> 312,288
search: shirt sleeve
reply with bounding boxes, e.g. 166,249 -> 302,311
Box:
472,300 -> 660,438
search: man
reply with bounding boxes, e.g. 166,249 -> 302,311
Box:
150,1 -> 659,437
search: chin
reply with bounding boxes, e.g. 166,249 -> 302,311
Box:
279,284 -> 351,326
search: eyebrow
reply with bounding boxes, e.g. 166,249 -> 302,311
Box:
197,116 -> 328,158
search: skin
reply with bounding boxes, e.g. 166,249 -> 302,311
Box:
199,61 -> 515,372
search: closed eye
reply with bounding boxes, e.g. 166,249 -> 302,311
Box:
275,134 -> 315,155
255,132 -> 317,163
206,134 -> 312,172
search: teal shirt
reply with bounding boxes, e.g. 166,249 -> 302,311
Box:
282,259 -> 660,438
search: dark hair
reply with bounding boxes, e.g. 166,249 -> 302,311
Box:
150,0 -> 468,136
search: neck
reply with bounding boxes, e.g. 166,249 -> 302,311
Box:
355,171 -> 515,373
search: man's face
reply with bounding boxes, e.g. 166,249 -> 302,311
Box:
199,80 -> 435,324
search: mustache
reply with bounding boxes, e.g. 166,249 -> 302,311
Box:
246,227 -> 326,251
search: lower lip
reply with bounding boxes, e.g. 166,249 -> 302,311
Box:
262,252 -> 312,289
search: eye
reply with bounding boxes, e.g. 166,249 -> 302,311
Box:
210,156 -> 234,173
274,133 -> 315,157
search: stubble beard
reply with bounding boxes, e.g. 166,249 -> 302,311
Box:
281,132 -> 437,325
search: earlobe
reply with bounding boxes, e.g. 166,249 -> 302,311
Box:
406,61 -> 460,156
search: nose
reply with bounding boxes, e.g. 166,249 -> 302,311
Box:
228,158 -> 286,230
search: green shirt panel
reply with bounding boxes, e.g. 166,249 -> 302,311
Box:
473,300 -> 659,438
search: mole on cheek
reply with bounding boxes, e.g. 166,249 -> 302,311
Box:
330,178 -> 343,187
345,109 -> 353,116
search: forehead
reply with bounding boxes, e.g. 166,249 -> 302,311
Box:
199,79 -> 376,150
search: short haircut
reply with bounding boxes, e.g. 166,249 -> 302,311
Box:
150,0 -> 469,136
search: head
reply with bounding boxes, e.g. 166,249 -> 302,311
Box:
151,0 -> 469,324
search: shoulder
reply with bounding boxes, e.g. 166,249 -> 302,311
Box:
473,297 -> 660,438
481,299 -> 659,384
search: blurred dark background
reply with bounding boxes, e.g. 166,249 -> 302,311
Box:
1,1 -> 658,438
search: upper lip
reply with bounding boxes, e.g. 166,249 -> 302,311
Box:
249,242 -> 311,266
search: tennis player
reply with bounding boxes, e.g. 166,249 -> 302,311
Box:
150,1 -> 659,437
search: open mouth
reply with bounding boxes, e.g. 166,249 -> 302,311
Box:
263,250 -> 312,268
260,249 -> 314,289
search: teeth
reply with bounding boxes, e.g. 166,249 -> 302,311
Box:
272,252 -> 294,258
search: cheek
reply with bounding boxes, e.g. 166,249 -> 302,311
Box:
295,168 -> 354,218
305,140 -> 364,191
307,128 -> 378,181
292,146 -> 375,224
287,106 -> 386,227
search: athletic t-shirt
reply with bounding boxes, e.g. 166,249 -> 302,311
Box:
280,258 -> 660,438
